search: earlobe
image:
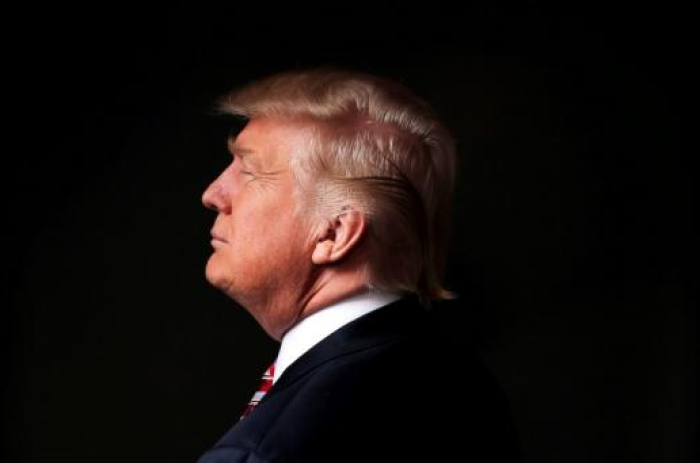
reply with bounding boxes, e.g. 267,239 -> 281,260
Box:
311,209 -> 367,265
311,241 -> 334,265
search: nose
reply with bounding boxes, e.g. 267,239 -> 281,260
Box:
202,175 -> 230,213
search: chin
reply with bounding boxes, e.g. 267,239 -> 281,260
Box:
206,257 -> 245,301
204,256 -> 226,288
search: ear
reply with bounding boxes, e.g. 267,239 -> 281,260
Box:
312,209 -> 367,265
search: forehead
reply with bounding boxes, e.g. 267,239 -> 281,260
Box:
230,117 -> 312,169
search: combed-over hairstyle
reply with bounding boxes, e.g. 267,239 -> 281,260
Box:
218,68 -> 457,300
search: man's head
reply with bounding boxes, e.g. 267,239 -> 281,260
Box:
202,68 -> 457,338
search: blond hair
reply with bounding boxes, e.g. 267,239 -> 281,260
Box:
217,68 -> 457,300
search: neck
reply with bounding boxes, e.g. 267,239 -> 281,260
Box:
255,265 -> 369,341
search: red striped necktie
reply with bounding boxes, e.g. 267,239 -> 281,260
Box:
240,363 -> 275,420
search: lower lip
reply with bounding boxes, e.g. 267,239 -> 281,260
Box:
211,238 -> 227,247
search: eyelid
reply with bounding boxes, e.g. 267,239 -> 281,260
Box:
233,156 -> 252,173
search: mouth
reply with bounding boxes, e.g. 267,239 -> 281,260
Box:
210,231 -> 228,246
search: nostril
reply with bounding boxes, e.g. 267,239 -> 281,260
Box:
203,198 -> 219,212
202,186 -> 218,211
203,182 -> 227,212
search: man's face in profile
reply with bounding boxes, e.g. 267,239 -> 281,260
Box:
201,117 -> 315,335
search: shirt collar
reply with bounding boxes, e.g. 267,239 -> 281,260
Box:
274,290 -> 403,384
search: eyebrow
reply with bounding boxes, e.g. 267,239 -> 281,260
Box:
227,139 -> 257,159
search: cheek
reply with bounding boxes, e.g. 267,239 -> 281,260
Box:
227,206 -> 275,246
226,183 -> 309,256
257,214 -> 311,265
231,190 -> 297,235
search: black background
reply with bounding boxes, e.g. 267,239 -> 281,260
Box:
3,2 -> 695,462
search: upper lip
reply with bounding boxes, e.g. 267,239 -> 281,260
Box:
210,231 -> 227,242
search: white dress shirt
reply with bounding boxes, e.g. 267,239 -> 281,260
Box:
273,290 -> 402,384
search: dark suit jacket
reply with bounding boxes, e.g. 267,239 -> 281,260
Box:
197,296 -> 520,462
